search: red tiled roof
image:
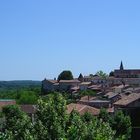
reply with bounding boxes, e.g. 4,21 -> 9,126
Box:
114,93 -> 140,106
80,82 -> 91,85
88,85 -> 101,89
70,86 -> 79,90
53,83 -> 59,86
0,100 -> 16,109
59,80 -> 80,83
47,80 -> 57,84
67,103 -> 100,116
72,91 -> 78,94
20,105 -> 36,114
107,107 -> 114,113
80,96 -> 96,101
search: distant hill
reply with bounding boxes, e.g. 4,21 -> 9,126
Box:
0,80 -> 41,90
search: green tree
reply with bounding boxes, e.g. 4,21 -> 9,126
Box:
99,108 -> 110,122
36,94 -> 117,140
33,120 -> 48,140
0,86 -> 40,104
82,112 -> 94,123
0,93 -> 132,140
35,93 -> 67,139
96,71 -> 108,79
58,70 -> 73,81
110,111 -> 132,139
86,119 -> 115,140
99,109 -> 132,140
17,91 -> 38,104
67,110 -> 115,140
66,110 -> 87,140
0,131 -> 14,140
2,105 -> 34,140
109,71 -> 114,77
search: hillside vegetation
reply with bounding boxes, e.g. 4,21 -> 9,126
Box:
0,81 -> 41,104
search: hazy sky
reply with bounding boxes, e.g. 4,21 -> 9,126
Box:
0,0 -> 140,80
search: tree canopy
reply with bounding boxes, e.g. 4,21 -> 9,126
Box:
0,86 -> 40,105
58,70 -> 74,81
99,108 -> 132,139
109,71 -> 114,77
96,71 -> 108,78
0,93 -> 132,140
2,105 -> 34,140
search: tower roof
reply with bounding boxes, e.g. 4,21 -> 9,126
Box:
78,73 -> 84,82
120,61 -> 124,70
78,73 -> 83,79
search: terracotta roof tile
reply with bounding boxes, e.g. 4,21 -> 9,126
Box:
80,96 -> 96,101
0,99 -> 16,109
59,80 -> 80,83
114,93 -> 140,106
47,80 -> 57,84
67,103 -> 100,116
20,105 -> 36,114
80,82 -> 91,85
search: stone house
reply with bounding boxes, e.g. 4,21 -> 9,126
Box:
59,80 -> 80,91
83,76 -> 92,82
88,84 -> 102,92
114,93 -> 140,110
79,82 -> 91,90
42,79 -> 58,92
42,79 -> 81,93
114,93 -> 140,132
112,84 -> 130,93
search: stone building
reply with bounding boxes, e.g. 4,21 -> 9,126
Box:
59,80 -> 80,91
104,92 -> 121,104
79,99 -> 110,108
42,79 -> 81,93
114,93 -> 140,109
114,93 -> 140,135
42,79 -> 58,92
114,62 -> 140,78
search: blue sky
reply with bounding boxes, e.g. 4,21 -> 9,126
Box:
0,0 -> 140,80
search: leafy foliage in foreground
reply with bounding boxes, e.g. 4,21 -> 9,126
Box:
2,105 -> 34,140
0,94 -> 132,140
99,108 -> 132,139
